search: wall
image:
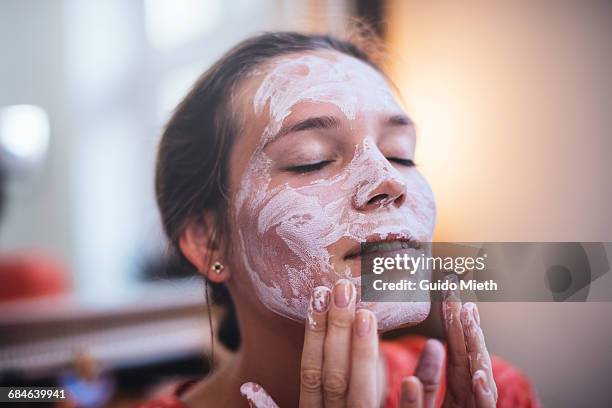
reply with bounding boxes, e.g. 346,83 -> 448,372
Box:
386,1 -> 612,406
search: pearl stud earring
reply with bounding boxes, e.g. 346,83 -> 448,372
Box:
211,261 -> 224,275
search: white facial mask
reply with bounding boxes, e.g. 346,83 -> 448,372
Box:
233,53 -> 436,330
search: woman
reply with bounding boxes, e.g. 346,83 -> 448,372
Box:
142,31 -> 539,407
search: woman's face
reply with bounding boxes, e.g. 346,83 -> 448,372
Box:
227,50 -> 436,331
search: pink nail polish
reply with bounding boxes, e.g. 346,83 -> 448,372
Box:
333,279 -> 353,308
311,286 -> 331,313
355,310 -> 371,337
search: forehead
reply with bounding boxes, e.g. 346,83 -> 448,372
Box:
234,51 -> 400,134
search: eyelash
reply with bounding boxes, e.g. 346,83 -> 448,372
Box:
286,158 -> 416,174
388,157 -> 416,167
287,160 -> 334,174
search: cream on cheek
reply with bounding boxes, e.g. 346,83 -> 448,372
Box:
233,54 -> 436,329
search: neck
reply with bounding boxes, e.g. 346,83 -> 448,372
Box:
183,299 -> 387,407
230,300 -> 305,407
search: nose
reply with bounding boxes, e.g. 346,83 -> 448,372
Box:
350,139 -> 409,211
354,178 -> 407,211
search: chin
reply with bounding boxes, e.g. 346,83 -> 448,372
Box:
364,301 -> 431,332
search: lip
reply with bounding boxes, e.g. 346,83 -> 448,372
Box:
343,232 -> 421,261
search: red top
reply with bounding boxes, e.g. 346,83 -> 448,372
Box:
138,336 -> 540,408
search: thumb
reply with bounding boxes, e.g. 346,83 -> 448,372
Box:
240,382 -> 280,408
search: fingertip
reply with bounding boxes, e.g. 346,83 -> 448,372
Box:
421,339 -> 445,367
332,278 -> 356,309
240,382 -> 257,407
240,381 -> 257,394
364,307 -> 377,321
240,382 -> 279,408
424,338 -> 444,353
415,340 -> 444,389
306,286 -> 331,332
354,308 -> 374,338
312,286 -> 332,313
354,307 -> 375,322
400,376 -> 422,403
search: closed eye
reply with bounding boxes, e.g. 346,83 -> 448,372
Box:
387,157 -> 416,167
286,160 -> 333,174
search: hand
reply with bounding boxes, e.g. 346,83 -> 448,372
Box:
241,277 -> 498,408
400,277 -> 497,408
241,278 -> 382,407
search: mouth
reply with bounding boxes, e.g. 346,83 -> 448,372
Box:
343,233 -> 422,261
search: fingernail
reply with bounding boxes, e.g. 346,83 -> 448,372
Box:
311,286 -> 331,313
474,370 -> 489,394
355,310 -> 371,337
472,303 -> 481,326
333,279 -> 353,308
240,382 -> 279,408
240,382 -> 259,408
401,377 -> 419,403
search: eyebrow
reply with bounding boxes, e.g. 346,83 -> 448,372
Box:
273,115 -> 342,141
267,113 -> 415,146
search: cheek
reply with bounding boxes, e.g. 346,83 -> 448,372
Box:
404,173 -> 437,238
235,179 -> 343,321
256,188 -> 340,284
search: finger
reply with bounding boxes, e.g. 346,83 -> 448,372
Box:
322,278 -> 356,407
460,302 -> 498,401
472,370 -> 496,408
414,339 -> 444,408
299,286 -> 331,408
240,382 -> 280,408
400,376 -> 423,408
440,275 -> 471,396
347,309 -> 378,407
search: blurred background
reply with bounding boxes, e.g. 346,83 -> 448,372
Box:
1,0 -> 611,406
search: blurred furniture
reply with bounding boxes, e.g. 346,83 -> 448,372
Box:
0,279 -> 223,404
0,252 -> 70,302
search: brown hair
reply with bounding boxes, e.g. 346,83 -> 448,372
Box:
155,30 -> 384,350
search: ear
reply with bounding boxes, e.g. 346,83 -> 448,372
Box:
178,211 -> 228,283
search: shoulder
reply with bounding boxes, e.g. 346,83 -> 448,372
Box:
380,336 -> 541,408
